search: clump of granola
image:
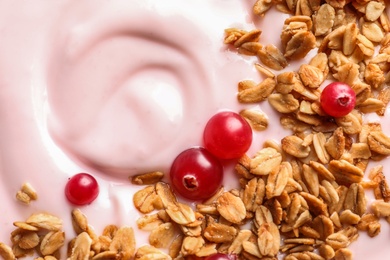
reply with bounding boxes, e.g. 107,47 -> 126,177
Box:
15,182 -> 38,205
5,213 -> 65,259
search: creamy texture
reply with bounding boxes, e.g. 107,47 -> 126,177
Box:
47,3 -> 219,176
0,0 -> 389,259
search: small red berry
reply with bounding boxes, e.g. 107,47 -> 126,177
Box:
320,82 -> 356,117
203,111 -> 252,160
170,147 -> 223,201
65,173 -> 99,205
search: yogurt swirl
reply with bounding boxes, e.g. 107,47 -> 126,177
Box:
46,2 -> 224,177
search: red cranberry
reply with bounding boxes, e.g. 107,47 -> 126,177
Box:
203,111 -> 252,160
170,147 -> 223,201
320,82 -> 356,117
65,173 -> 99,205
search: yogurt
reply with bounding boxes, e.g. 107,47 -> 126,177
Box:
0,1 -> 389,259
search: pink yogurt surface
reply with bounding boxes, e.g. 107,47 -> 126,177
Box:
0,0 -> 389,259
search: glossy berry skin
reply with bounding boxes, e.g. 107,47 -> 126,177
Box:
65,173 -> 99,205
170,147 -> 223,201
203,111 -> 252,160
320,82 -> 356,117
204,253 -> 238,260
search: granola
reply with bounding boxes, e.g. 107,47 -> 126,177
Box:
3,1 -> 390,260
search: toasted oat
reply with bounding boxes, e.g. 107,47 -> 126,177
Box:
318,243 -> 335,259
40,231 -> 65,256
344,183 -> 366,216
343,23 -> 359,56
15,191 -> 32,205
228,230 -> 252,255
242,177 -> 265,212
0,243 -> 15,260
266,162 -> 290,199
302,164 -> 320,197
224,28 -> 261,47
237,78 -> 276,103
367,130 -> 390,155
365,1 -> 385,22
357,213 -> 381,237
276,71 -> 297,94
70,232 -> 92,260
268,93 -> 300,113
16,182 -> 38,205
362,21 -> 384,43
17,231 -> 39,250
281,16 -> 316,59
233,29 -> 262,48
203,222 -> 237,243
326,232 -> 350,251
133,185 -> 161,214
131,171 -> 164,185
254,63 -> 275,78
358,97 -> 385,114
280,115 -> 311,132
258,44 -> 288,70
340,210 -> 361,226
312,132 -> 330,164
92,251 -> 117,260
250,147 -> 282,176
239,41 -> 263,56
149,222 -> 177,248
239,109 -> 268,131
136,213 -> 164,231
257,222 -> 280,257
356,33 -> 375,57
300,192 -> 328,216
25,213 -> 62,231
377,86 -> 390,115
71,209 -> 89,235
328,160 -> 364,184
365,63 -> 385,89
253,0 -> 273,16
135,245 -> 172,260
334,248 -> 353,260
313,4 -> 335,36
217,192 -> 246,224
109,226 -> 136,259
281,135 -> 311,158
349,143 -> 372,160
371,200 -> 390,218
166,202 -> 196,225
181,236 -> 205,256
242,240 -> 263,258
298,64 -> 325,89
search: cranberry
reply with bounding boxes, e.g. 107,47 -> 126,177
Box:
204,253 -> 238,260
203,111 -> 252,160
320,82 -> 356,117
170,147 -> 223,201
65,173 -> 99,205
